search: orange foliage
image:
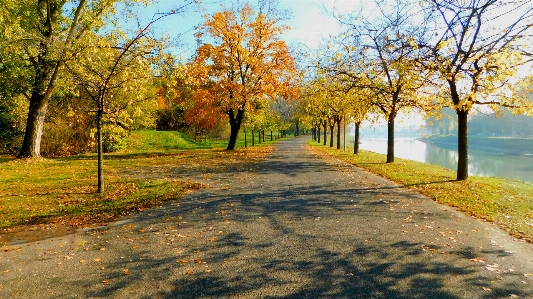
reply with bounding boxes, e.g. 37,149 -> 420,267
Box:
183,89 -> 226,132
186,3 -> 298,131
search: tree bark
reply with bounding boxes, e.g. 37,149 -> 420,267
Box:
262,130 -> 265,142
386,114 -> 395,163
323,123 -> 327,145
336,116 -> 342,150
354,121 -> 360,154
449,79 -> 469,181
227,108 -> 244,150
252,130 -> 255,146
317,125 -> 321,143
329,123 -> 334,148
18,0 -> 89,158
270,130 -> 273,141
457,109 -> 469,180
17,93 -> 48,158
97,109 -> 104,194
343,119 -> 346,152
244,128 -> 247,147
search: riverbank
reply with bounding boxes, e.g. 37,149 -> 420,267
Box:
310,139 -> 533,243
420,135 -> 533,156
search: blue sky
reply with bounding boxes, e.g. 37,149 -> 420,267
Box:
133,0 -> 357,59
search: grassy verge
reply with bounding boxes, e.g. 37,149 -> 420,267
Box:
309,140 -> 533,242
0,131 -> 281,236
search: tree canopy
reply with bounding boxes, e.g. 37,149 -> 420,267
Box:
187,3 -> 299,150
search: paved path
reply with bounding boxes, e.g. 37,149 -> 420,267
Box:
2,137 -> 533,298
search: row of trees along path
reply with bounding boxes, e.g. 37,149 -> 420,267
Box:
305,0 -> 533,182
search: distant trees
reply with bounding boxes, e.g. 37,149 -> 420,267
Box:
438,110 -> 533,138
474,113 -> 533,137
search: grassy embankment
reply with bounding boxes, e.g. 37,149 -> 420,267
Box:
0,130 -> 282,232
310,140 -> 533,242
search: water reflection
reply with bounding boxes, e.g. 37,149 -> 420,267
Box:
360,137 -> 533,183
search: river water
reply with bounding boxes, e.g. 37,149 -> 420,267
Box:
359,137 -> 533,184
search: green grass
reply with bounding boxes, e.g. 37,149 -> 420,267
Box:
124,129 -> 285,152
310,140 -> 533,242
0,130 -> 282,235
124,130 -> 205,152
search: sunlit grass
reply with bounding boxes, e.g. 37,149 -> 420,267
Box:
0,130 -> 280,233
310,140 -> 533,242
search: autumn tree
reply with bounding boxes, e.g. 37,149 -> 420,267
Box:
65,11 -> 178,194
301,77 -> 333,146
188,3 -> 297,150
347,88 -> 372,154
416,0 -> 533,180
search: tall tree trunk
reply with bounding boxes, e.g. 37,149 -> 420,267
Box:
323,123 -> 327,145
270,130 -> 273,141
18,94 -> 48,158
16,0 -> 92,158
262,130 -> 265,142
97,109 -> 104,194
329,123 -> 334,148
449,79 -> 469,181
457,109 -> 469,180
336,116 -> 342,150
354,121 -> 360,154
295,120 -> 300,136
252,130 -> 255,146
227,108 -> 244,150
343,118 -> 346,152
386,114 -> 395,163
244,128 -> 247,147
317,125 -> 321,143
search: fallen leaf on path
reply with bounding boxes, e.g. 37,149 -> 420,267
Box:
470,258 -> 485,263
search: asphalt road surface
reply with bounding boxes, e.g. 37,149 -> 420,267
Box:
2,137 -> 533,298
